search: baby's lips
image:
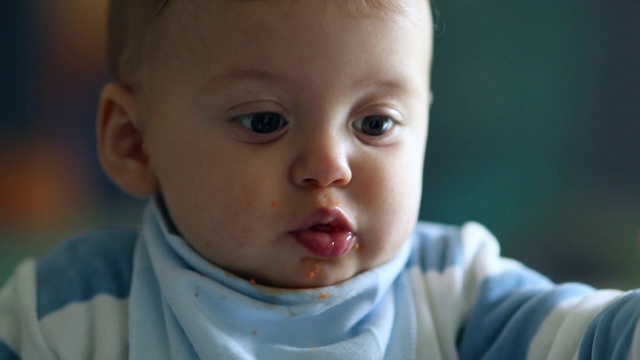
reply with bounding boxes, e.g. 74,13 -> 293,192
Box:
293,207 -> 355,233
291,207 -> 357,258
292,230 -> 356,258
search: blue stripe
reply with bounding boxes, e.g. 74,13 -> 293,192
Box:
36,228 -> 137,319
407,222 -> 463,273
578,290 -> 640,360
0,340 -> 20,360
458,269 -> 593,359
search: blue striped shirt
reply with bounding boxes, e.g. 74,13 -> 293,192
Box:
1,201 -> 638,359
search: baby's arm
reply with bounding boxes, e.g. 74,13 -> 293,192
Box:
456,223 -> 640,359
0,259 -> 53,359
0,229 -> 135,359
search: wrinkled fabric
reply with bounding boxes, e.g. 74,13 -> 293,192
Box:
2,199 -> 640,359
129,199 -> 416,359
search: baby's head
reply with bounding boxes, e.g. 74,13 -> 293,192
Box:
98,0 -> 434,288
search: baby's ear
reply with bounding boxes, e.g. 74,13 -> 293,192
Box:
97,83 -> 159,196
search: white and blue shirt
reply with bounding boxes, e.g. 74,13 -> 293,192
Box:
1,199 -> 639,359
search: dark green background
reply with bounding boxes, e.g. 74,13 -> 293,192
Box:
1,1 -> 639,288
421,1 -> 640,288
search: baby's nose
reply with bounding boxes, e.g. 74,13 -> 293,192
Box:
290,133 -> 352,188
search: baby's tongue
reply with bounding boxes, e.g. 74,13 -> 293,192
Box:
294,226 -> 356,258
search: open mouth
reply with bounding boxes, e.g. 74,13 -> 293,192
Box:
291,208 -> 357,258
309,222 -> 343,232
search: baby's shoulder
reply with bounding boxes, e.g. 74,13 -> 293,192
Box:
35,227 -> 138,319
408,221 -> 464,273
408,221 -> 497,274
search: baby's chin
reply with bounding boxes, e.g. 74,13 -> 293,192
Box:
238,258 -> 363,290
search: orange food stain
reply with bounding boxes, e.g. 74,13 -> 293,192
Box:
319,292 -> 329,299
317,192 -> 328,205
311,347 -> 318,353
354,242 -> 365,252
302,258 -> 323,279
250,279 -> 257,285
270,200 -> 279,208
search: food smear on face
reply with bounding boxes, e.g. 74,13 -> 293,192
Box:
250,279 -> 257,285
302,258 -> 323,279
315,192 -> 342,208
317,192 -> 330,206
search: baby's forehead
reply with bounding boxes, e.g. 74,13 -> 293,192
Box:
161,0 -> 432,40
109,0 -> 432,86
163,0 -> 429,22
176,0 -> 410,11
160,0 -> 433,56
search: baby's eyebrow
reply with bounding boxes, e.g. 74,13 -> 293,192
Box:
201,66 -> 416,97
353,78 -> 412,94
202,68 -> 289,92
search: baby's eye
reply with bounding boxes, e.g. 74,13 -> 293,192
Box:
235,112 -> 288,134
352,115 -> 395,136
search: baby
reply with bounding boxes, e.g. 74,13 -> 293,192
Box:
1,0 -> 639,359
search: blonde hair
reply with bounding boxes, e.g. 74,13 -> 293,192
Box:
106,0 -> 434,85
106,0 -> 172,84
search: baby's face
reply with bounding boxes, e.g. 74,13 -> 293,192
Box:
140,0 -> 432,288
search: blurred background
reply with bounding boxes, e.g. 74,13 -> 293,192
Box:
1,1 -> 639,288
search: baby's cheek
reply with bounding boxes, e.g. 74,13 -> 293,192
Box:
217,206 -> 256,248
227,225 -> 253,247
371,172 -> 419,243
220,193 -> 280,247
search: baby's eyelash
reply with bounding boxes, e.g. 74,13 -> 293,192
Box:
352,115 -> 397,136
234,112 -> 288,135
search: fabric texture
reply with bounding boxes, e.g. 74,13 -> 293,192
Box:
1,199 -> 639,359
